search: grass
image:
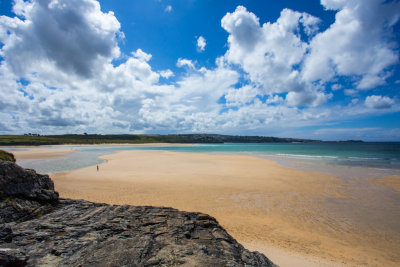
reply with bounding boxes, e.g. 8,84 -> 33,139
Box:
0,134 -> 224,146
0,134 -> 318,146
0,149 -> 16,162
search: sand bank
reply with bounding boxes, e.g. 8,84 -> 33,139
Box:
8,147 -> 76,160
51,143 -> 195,147
35,150 -> 400,266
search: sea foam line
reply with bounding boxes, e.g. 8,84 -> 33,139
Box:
275,153 -> 338,159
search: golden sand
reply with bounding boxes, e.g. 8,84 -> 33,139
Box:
10,148 -> 75,160
9,148 -> 400,266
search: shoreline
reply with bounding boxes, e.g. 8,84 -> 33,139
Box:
49,149 -> 399,267
48,143 -> 197,147
6,144 -> 400,180
0,142 -> 195,149
7,147 -> 77,160
3,146 -> 400,266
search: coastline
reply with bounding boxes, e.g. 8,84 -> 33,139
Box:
48,143 -> 196,147
4,144 -> 195,173
3,145 -> 400,266
6,147 -> 76,159
47,149 -> 399,267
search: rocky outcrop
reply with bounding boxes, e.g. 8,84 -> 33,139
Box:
2,199 -> 275,266
0,160 -> 58,203
0,160 -> 58,224
0,159 -> 276,266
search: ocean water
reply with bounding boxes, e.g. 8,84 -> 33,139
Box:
5,142 -> 400,177
121,142 -> 400,178
7,147 -> 112,174
123,142 -> 400,168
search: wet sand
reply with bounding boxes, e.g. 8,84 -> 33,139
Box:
52,143 -> 195,147
9,147 -> 75,160
44,150 -> 400,267
4,143 -> 192,162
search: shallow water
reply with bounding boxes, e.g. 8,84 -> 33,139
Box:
9,147 -> 112,174
122,142 -> 400,179
4,142 -> 400,178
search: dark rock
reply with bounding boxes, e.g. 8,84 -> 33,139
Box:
0,197 -> 55,224
0,226 -> 12,243
0,160 -> 58,203
4,199 -> 276,266
0,160 -> 277,266
0,160 -> 58,224
0,248 -> 28,267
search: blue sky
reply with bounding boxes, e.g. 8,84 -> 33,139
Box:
0,0 -> 399,141
97,0 -> 336,76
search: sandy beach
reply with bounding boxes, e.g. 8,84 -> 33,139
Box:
8,147 -> 400,266
9,147 -> 76,160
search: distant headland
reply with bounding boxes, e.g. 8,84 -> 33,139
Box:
0,134 -> 363,146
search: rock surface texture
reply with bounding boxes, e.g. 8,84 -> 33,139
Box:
0,160 -> 58,224
0,159 -> 276,266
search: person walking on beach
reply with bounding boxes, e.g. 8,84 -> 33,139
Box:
97,165 -> 99,172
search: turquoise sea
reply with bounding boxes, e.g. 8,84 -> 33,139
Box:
4,142 -> 400,177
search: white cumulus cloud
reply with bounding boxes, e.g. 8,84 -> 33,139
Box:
365,95 -> 395,109
219,1 -> 400,110
176,58 -> 195,69
196,36 -> 206,52
159,69 -> 174,79
0,0 -> 399,138
132,49 -> 152,62
221,6 -> 329,106
302,0 -> 400,89
0,0 -> 121,78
